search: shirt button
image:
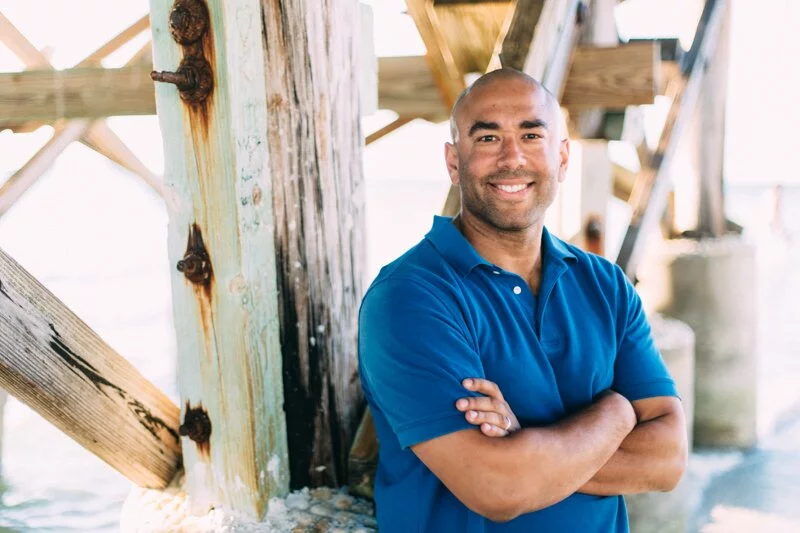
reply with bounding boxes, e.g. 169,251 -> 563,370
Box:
493,270 -> 500,275
513,286 -> 522,295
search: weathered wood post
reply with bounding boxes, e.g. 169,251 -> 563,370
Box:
149,0 -> 289,519
149,0 -> 367,517
262,0 -> 366,489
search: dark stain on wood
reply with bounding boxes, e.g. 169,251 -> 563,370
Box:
181,401 -> 212,458
263,0 -> 364,490
128,398 -> 181,445
47,324 -> 126,400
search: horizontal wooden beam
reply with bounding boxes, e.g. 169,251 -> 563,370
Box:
562,41 -> 659,109
378,56 -> 448,120
0,44 -> 658,124
0,66 -> 155,122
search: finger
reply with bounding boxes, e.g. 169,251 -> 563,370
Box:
464,410 -> 512,430
463,378 -> 504,401
480,422 -> 508,438
455,396 -> 505,413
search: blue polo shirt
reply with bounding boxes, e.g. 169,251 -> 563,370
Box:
358,216 -> 678,532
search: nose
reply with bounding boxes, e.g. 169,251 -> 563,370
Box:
498,137 -> 525,169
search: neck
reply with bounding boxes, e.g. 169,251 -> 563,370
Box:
454,212 -> 545,292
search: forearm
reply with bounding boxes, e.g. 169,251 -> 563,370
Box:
579,411 -> 688,496
414,391 -> 636,522
502,391 -> 636,515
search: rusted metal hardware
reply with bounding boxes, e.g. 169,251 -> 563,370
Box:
151,55 -> 214,105
168,0 -> 209,45
177,223 -> 213,285
180,404 -> 211,444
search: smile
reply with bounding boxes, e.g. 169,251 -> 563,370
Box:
489,182 -> 532,195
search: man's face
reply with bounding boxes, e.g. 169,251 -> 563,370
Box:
445,78 -> 570,232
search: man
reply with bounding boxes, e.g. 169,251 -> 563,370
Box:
358,68 -> 687,532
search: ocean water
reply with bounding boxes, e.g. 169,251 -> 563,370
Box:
0,141 -> 797,532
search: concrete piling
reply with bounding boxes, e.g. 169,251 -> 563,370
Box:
639,236 -> 758,448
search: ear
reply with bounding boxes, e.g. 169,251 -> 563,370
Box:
445,143 -> 460,185
557,138 -> 570,183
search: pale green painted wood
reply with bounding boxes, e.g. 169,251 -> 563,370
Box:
149,0 -> 288,519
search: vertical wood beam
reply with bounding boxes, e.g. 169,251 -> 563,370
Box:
697,2 -> 730,237
262,0 -> 366,490
149,0 -> 288,518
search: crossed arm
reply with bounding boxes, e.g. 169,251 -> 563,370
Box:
411,379 -> 688,522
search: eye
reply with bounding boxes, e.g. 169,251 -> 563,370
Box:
523,133 -> 542,140
476,135 -> 498,143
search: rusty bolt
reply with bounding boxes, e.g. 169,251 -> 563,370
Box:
168,0 -> 209,45
151,55 -> 214,105
180,405 -> 211,444
177,223 -> 213,285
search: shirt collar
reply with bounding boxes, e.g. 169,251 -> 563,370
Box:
425,215 -> 577,277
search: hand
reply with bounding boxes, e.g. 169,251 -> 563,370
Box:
456,378 -> 520,437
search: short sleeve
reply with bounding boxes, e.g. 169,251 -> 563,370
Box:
359,277 -> 484,449
612,267 -> 678,401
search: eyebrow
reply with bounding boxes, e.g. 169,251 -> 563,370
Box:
467,119 -> 549,137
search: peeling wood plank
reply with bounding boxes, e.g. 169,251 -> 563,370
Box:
0,247 -> 181,488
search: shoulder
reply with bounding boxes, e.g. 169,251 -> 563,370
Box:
363,239 -> 462,311
553,235 -> 628,290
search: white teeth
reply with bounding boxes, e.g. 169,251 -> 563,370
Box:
496,184 -> 527,193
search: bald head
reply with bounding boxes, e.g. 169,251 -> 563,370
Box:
449,69 -> 560,142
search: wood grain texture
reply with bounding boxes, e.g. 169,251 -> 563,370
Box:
561,42 -> 659,108
0,66 -> 155,122
150,0 -> 289,518
0,248 -> 181,488
435,1 -> 512,74
406,0 -> 466,110
261,0 -> 366,490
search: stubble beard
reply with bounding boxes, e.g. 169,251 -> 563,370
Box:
459,168 -> 557,233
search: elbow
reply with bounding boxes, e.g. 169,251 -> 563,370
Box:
474,483 -> 553,522
656,440 -> 689,492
